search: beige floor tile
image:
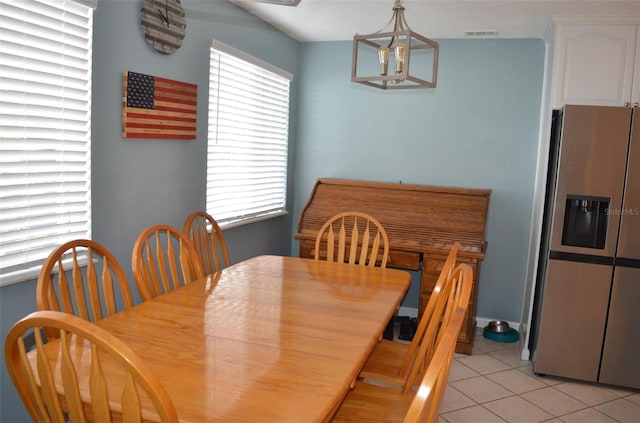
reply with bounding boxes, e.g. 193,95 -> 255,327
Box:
457,354 -> 512,375
450,376 -> 513,404
484,395 -> 553,423
489,347 -> 531,369
517,365 -> 565,386
441,405 -> 507,423
520,386 -> 587,417
487,369 -> 548,394
439,337 -> 638,422
449,360 -> 480,382
472,336 -> 512,354
439,385 -> 476,413
627,393 -> 640,406
604,385 -> 640,398
558,407 -> 618,423
555,381 -> 620,406
595,398 -> 640,423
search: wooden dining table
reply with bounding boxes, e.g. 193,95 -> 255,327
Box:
50,255 -> 411,422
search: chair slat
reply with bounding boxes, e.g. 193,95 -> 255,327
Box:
60,330 -> 88,423
359,219 -> 370,265
121,374 -> 143,423
155,231 -> 172,294
90,344 -> 111,423
102,256 -> 117,316
17,337 -> 53,423
86,247 -> 105,320
349,217 -> 359,264
71,249 -> 90,321
57,257 -> 74,315
35,328 -> 66,421
327,225 -> 335,262
337,219 -> 346,263
167,236 -> 181,291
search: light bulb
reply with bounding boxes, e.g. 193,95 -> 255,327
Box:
378,46 -> 390,76
394,42 -> 406,74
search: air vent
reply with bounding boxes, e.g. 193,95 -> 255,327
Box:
253,0 -> 301,6
465,30 -> 499,37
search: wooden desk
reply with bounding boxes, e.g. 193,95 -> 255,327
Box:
35,255 -> 410,422
295,178 -> 491,353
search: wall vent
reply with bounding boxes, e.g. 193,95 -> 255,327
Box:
252,0 -> 301,6
465,30 -> 499,37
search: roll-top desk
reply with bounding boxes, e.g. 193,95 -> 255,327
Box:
294,178 -> 491,354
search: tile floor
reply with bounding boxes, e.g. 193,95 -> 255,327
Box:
439,329 -> 640,423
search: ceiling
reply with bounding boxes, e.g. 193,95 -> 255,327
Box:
230,0 -> 640,42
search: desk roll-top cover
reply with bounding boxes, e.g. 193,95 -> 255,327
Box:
295,178 -> 491,354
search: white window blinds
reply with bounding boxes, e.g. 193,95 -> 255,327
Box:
0,0 -> 93,285
207,40 -> 292,227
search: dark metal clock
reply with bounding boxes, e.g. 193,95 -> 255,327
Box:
141,0 -> 186,55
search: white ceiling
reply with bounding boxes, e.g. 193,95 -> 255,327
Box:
230,0 -> 640,42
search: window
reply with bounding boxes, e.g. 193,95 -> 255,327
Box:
207,40 -> 292,228
0,0 -> 94,286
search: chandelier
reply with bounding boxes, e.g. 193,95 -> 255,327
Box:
351,0 -> 439,90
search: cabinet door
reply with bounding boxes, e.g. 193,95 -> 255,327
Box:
533,260 -> 612,382
552,24 -> 637,108
599,267 -> 640,389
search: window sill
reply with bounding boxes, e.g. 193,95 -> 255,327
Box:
0,256 -> 90,288
219,210 -> 288,230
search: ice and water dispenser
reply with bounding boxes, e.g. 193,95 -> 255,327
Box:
561,195 -> 610,249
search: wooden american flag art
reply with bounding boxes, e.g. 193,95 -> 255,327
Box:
122,71 -> 197,139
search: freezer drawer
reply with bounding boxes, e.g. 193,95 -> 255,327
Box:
534,260 -> 612,382
599,267 -> 640,389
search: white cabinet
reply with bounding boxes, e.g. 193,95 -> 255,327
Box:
551,22 -> 639,108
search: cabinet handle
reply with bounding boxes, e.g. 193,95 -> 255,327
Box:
624,101 -> 630,107
634,102 -> 639,108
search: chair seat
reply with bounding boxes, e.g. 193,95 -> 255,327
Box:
331,381 -> 414,423
359,340 -> 414,386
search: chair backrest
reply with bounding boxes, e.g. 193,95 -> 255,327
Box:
402,307 -> 467,423
4,310 -> 179,423
183,211 -> 230,274
403,262 -> 473,393
36,239 -> 134,334
396,243 -> 460,383
314,211 -> 390,268
131,224 -> 205,301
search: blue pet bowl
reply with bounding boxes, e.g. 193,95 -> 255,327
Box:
483,320 -> 519,343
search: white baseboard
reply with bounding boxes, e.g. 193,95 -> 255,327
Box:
397,308 -> 520,332
397,306 -> 418,318
396,308 -> 530,359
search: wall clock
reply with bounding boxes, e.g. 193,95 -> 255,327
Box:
140,0 -> 186,55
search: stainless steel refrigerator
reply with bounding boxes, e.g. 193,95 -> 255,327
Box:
531,105 -> 640,389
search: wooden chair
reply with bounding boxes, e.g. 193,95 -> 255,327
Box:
4,310 -> 179,422
314,211 -> 390,268
331,306 -> 468,423
183,210 -> 230,274
131,224 -> 205,301
36,239 -> 134,336
332,263 -> 473,422
358,243 -> 460,390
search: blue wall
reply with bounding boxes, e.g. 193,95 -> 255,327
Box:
292,39 -> 545,319
1,1 -> 545,420
0,1 -> 298,420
